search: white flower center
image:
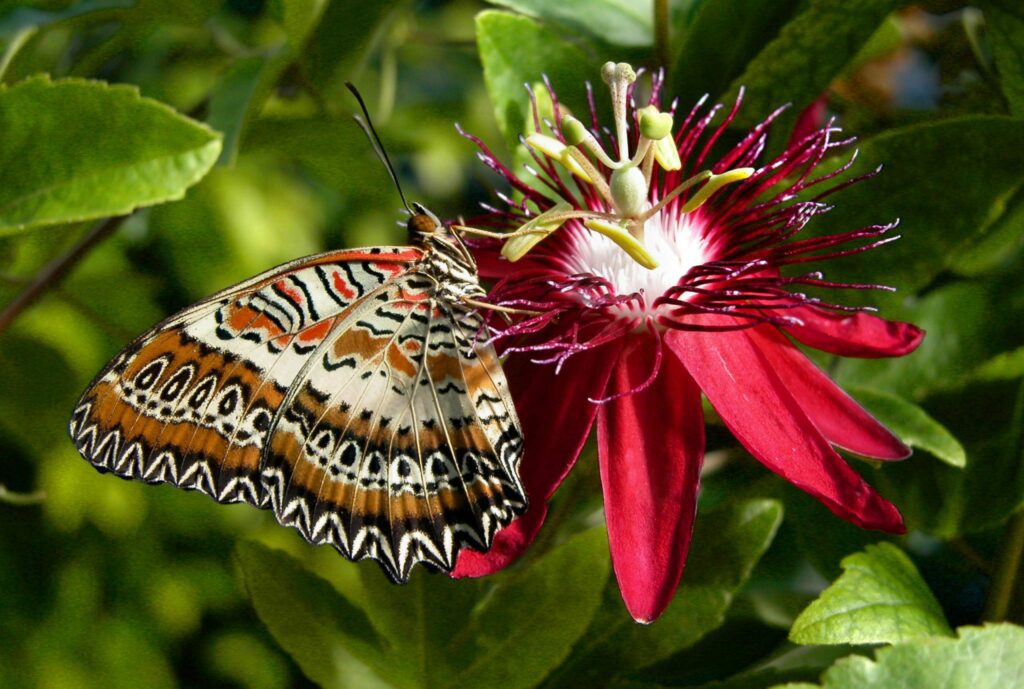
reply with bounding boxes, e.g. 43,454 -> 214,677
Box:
565,210 -> 709,317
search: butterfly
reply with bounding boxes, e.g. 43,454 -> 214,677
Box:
67,88 -> 527,583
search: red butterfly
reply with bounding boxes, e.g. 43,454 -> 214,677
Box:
68,88 -> 526,582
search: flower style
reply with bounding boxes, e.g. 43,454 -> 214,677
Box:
453,63 -> 924,623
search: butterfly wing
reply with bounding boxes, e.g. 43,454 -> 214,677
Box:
68,247 -> 420,505
68,247 -> 526,580
263,270 -> 526,582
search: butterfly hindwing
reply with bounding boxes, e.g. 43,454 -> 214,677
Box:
68,246 -> 527,580
264,272 -> 526,582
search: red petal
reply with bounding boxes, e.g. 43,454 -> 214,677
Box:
452,340 -> 623,577
749,325 -> 910,460
467,239 -> 510,279
667,318 -> 905,533
597,335 -> 704,623
788,95 -> 828,147
783,305 -> 924,358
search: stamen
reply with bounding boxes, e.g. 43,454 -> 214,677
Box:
583,218 -> 659,269
500,201 -> 573,261
525,133 -> 594,182
679,168 -> 755,213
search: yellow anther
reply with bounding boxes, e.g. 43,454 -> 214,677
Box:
652,137 -> 681,171
525,133 -> 593,183
561,116 -> 588,146
584,218 -> 659,270
501,202 -> 572,262
639,106 -> 674,141
680,167 -> 755,213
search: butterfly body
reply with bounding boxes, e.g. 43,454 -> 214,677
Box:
69,209 -> 526,582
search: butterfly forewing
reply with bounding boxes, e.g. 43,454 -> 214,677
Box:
68,246 -> 525,580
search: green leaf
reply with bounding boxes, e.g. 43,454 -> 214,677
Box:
864,380 -> 1024,538
777,624 -> 1024,689
813,117 -> 1024,310
613,667 -> 821,689
952,183 -> 1024,276
300,1 -> 398,93
789,543 -> 952,646
206,53 -> 283,166
0,332 -> 78,453
835,283 -> 1016,400
0,76 -> 221,234
671,0 -> 801,107
972,347 -> 1024,382
239,529 -> 608,689
725,0 -> 901,128
476,10 -> 598,149
0,0 -> 132,40
847,387 -> 966,468
234,541 -> 391,689
982,0 -> 1024,117
269,0 -> 329,50
356,527 -> 609,689
541,499 -> 783,689
487,0 -> 653,47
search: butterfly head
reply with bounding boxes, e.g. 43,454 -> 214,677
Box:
406,202 -> 445,242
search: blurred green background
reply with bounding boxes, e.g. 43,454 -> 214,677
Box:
1,1 -> 1023,688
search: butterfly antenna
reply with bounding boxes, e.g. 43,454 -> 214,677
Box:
345,82 -> 413,215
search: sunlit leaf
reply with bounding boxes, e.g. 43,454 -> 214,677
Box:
774,624 -> 1024,689
0,76 -> 221,234
476,10 -> 598,149
790,543 -> 952,646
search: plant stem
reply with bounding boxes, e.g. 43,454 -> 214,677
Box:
0,215 -> 128,335
654,0 -> 671,76
948,537 -> 992,574
984,508 -> 1024,622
